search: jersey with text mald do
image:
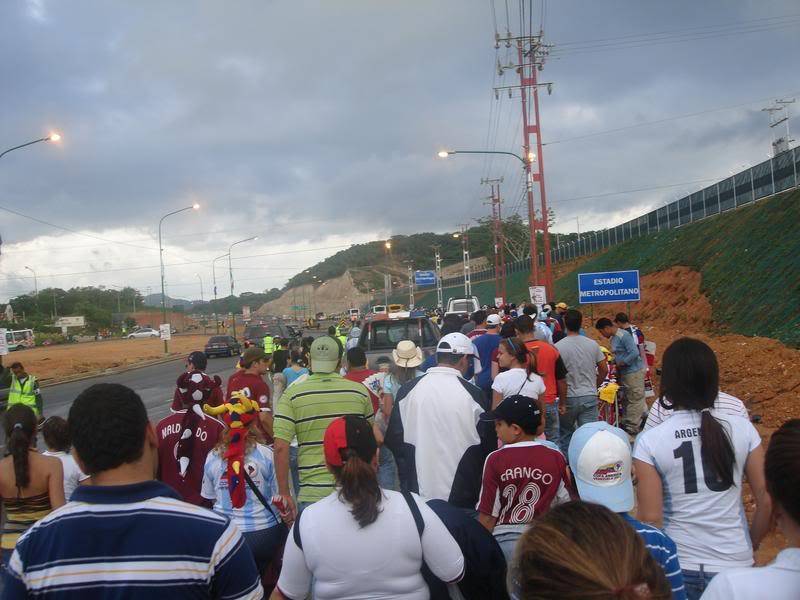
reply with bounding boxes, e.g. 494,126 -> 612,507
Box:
633,410 -> 762,572
477,440 -> 571,533
156,411 -> 225,506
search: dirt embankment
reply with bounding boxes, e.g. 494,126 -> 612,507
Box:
256,272 -> 371,317
587,266 -> 799,564
5,335 -> 210,383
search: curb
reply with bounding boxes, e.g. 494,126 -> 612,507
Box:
39,355 -> 187,389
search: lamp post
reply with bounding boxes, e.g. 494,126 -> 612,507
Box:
212,253 -> 229,334
195,273 -> 206,333
24,266 -> 38,313
438,148 -> 548,290
228,236 -> 258,341
1,132 -> 61,161
158,203 -> 199,353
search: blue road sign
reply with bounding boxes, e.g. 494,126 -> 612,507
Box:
578,270 -> 641,304
414,270 -> 437,287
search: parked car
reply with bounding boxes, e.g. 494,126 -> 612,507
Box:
358,317 -> 440,369
127,328 -> 159,339
444,296 -> 480,319
204,335 -> 241,358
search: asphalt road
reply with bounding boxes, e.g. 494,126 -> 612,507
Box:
42,355 -> 242,424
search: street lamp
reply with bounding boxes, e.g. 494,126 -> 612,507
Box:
437,149 -> 529,165
1,132 -> 62,160
158,203 -> 200,353
228,236 -> 257,341
24,266 -> 38,313
211,253 -> 229,334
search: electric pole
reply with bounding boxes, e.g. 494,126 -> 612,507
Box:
482,177 -> 507,304
455,224 -> 472,296
433,245 -> 444,310
405,262 -> 415,309
495,29 -> 555,295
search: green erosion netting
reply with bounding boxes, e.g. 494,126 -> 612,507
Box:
378,190 -> 800,347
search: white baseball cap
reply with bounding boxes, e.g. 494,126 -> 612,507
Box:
486,314 -> 502,328
568,421 -> 634,513
436,332 -> 482,374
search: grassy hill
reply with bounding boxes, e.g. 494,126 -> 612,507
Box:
382,189 -> 800,347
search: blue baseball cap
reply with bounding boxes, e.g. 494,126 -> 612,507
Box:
568,421 -> 634,513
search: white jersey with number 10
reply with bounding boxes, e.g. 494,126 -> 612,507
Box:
633,410 -> 761,572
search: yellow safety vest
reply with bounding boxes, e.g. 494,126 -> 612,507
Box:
263,335 -> 275,354
337,334 -> 347,349
8,375 -> 39,416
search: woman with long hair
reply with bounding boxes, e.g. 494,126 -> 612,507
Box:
0,405 -> 65,566
273,415 -> 464,600
201,397 -> 286,575
511,501 -> 671,599
491,337 -> 545,427
633,338 -> 771,600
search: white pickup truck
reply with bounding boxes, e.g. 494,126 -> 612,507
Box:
444,296 -> 480,318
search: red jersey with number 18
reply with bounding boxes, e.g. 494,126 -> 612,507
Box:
477,440 -> 571,530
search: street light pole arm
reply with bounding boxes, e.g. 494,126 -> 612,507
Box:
443,150 -> 528,165
0,138 -> 50,160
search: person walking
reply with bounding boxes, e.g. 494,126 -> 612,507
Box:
385,333 -> 495,510
700,418 -> 800,599
201,394 -> 286,576
555,309 -> 608,454
515,315 -> 567,447
490,337 -> 546,411
0,405 -> 65,569
378,340 -> 424,491
633,338 -> 771,599
227,347 -> 274,441
473,314 -> 503,399
510,501 -> 671,599
569,422 -> 686,599
0,360 -> 43,420
4,383 -> 262,599
477,396 -> 570,563
281,352 -> 308,388
595,317 -> 647,437
41,416 -> 88,500
273,416 -> 464,600
273,336 -> 374,520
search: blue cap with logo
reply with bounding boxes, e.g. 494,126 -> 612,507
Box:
568,421 -> 634,513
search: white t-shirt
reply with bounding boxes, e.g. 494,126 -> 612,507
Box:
492,368 -> 546,400
277,490 -> 464,600
700,548 -> 800,599
42,451 -> 88,499
644,391 -> 748,430
633,410 -> 762,571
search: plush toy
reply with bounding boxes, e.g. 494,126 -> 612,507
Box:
174,371 -> 223,478
203,390 -> 261,508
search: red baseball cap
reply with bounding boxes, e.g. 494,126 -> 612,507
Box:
323,416 -> 377,467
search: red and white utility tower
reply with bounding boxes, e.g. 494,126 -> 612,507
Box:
482,177 -> 507,303
495,31 -> 554,296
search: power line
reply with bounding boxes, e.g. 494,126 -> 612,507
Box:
543,90 -> 800,147
549,177 -> 720,205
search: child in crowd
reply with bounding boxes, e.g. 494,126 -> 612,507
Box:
477,395 -> 571,563
41,416 -> 89,498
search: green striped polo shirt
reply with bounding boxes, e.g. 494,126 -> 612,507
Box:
274,372 -> 374,503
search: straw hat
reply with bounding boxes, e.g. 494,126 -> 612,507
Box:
392,340 -> 423,368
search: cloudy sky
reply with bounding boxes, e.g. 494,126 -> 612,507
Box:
1,0 -> 798,301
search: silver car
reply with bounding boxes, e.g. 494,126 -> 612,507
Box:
357,317 -> 440,370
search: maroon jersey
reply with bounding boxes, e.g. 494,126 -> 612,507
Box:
226,371 -> 271,409
477,440 -> 570,527
157,411 -> 224,506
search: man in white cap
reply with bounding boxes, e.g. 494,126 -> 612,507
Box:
385,332 -> 495,512
568,422 -> 687,599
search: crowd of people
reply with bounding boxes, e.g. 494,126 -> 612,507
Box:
0,299 -> 796,599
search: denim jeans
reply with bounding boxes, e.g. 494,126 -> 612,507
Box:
241,525 -> 288,573
544,401 -> 560,448
682,567 -> 717,600
558,395 -> 599,456
494,527 -> 526,565
289,445 -> 300,498
377,446 -> 399,491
